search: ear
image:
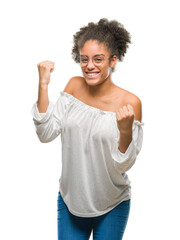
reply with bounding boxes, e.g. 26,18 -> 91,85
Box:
110,55 -> 117,68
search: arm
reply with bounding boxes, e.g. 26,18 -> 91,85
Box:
37,84 -> 49,113
31,92 -> 71,143
118,96 -> 142,153
112,96 -> 144,173
112,120 -> 144,173
118,130 -> 132,153
31,76 -> 81,143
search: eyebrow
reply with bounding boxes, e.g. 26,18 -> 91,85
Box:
80,54 -> 105,57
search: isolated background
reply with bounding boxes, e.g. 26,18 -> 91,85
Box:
0,0 -> 180,239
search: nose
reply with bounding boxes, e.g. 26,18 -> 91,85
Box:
86,58 -> 95,69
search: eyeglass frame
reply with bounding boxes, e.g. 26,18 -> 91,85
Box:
79,54 -> 115,67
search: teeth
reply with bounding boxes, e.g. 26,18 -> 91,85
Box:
87,73 -> 99,76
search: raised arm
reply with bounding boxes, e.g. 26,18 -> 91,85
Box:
36,60 -> 55,113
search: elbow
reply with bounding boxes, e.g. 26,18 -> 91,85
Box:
36,128 -> 61,143
38,137 -> 50,143
35,133 -> 50,143
121,157 -> 137,173
113,155 -> 137,173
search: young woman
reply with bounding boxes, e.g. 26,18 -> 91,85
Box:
31,18 -> 144,240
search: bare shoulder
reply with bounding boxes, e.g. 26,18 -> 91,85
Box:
118,87 -> 142,122
63,76 -> 84,95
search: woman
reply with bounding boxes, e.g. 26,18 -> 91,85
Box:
31,18 -> 144,240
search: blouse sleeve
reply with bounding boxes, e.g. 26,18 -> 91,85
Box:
31,93 -> 70,143
111,120 -> 144,173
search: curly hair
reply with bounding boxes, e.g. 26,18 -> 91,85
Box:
71,18 -> 131,72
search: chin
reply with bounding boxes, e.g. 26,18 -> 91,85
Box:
85,78 -> 99,85
85,77 -> 105,87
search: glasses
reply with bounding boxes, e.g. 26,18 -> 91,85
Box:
79,54 -> 114,67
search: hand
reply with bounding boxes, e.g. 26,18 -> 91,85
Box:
37,60 -> 55,86
116,104 -> 135,134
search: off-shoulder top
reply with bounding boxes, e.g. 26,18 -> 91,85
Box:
31,91 -> 144,217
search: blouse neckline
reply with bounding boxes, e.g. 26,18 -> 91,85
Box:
60,91 -> 117,116
60,91 -> 144,125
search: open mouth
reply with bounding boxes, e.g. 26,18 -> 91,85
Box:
85,72 -> 100,78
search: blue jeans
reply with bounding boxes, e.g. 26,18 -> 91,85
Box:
57,191 -> 131,240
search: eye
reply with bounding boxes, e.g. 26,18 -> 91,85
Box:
80,58 -> 88,63
94,58 -> 103,62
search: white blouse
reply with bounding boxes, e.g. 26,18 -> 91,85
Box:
31,91 -> 144,217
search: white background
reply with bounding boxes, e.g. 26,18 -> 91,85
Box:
0,0 -> 180,239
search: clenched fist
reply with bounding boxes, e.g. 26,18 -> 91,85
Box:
116,104 -> 135,134
37,60 -> 55,86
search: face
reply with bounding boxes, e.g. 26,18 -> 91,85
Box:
80,40 -> 116,86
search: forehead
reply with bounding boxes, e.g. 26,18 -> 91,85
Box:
80,40 -> 109,56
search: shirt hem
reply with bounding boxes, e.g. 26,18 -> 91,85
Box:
59,188 -> 131,218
